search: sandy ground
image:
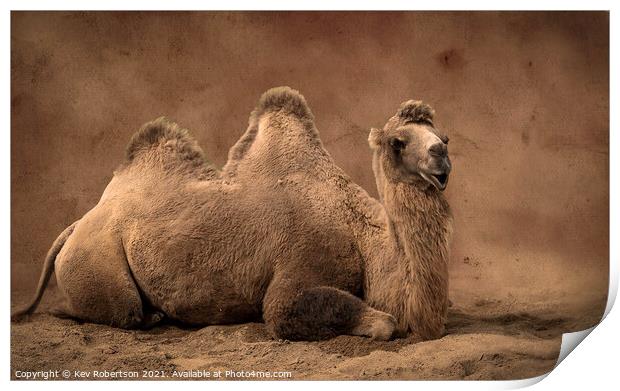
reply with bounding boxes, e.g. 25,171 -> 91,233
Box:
11,283 -> 606,381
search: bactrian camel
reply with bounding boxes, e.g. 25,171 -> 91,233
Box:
13,87 -> 453,341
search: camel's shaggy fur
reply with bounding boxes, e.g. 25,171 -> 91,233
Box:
14,87 -> 453,341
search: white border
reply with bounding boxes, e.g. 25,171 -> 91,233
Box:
3,1 -> 617,390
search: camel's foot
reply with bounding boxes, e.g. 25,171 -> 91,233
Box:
351,308 -> 396,341
140,310 -> 165,329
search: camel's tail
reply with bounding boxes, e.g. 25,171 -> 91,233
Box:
11,221 -> 79,322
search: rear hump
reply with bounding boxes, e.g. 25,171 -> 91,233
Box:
125,117 -> 205,164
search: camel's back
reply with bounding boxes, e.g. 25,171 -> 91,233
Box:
56,113 -> 367,325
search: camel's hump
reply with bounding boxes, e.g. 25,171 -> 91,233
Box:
253,86 -> 314,122
125,117 -> 205,164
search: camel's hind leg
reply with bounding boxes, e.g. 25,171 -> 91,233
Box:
54,235 -> 146,329
263,274 -> 396,341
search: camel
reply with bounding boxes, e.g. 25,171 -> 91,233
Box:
13,87 -> 453,341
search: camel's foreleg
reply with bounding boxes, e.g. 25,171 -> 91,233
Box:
263,277 -> 395,341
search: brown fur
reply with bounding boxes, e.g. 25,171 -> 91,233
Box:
13,86 -> 452,341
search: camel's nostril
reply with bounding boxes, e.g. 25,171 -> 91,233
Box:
429,143 -> 447,157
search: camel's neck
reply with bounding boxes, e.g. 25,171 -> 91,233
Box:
365,166 -> 452,339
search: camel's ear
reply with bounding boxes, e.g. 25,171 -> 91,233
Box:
368,128 -> 384,149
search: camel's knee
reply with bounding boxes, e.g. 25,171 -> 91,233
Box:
50,302 -> 142,328
264,286 -> 366,341
62,296 -> 144,329
56,273 -> 144,328
55,251 -> 147,328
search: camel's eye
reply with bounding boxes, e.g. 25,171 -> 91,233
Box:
442,136 -> 449,145
389,137 -> 406,151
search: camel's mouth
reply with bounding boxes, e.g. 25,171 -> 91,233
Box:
433,173 -> 448,187
421,171 -> 449,191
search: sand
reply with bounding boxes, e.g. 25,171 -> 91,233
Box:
11,284 -> 605,381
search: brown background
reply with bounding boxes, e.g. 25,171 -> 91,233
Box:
11,12 -> 609,314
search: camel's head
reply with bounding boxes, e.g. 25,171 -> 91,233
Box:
369,100 -> 451,191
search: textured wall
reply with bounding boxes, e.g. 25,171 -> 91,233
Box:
11,12 -> 609,309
